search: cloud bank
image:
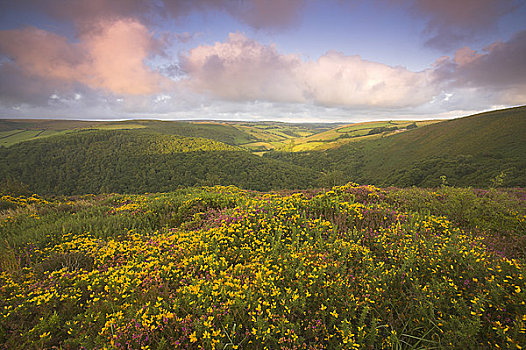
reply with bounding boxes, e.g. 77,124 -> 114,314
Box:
394,0 -> 522,49
181,33 -> 437,108
1,0 -> 306,32
0,0 -> 524,120
0,19 -> 170,96
435,30 -> 526,105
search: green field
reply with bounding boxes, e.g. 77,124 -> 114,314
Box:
1,106 -> 525,192
0,117 -> 443,153
264,106 -> 526,188
0,119 -> 342,150
284,120 -> 443,152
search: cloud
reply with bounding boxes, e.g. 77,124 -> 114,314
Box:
180,33 -> 438,108
1,0 -> 305,31
0,62 -> 65,107
301,51 -> 436,107
180,33 -> 305,102
226,0 -> 305,30
435,30 -> 526,104
396,0 -> 522,49
0,19 -> 171,95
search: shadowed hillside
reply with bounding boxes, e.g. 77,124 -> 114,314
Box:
0,130 -> 319,194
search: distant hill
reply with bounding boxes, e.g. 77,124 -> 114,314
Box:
0,130 -> 319,194
266,106 -> 526,187
2,106 -> 524,192
0,119 -> 339,149
0,119 -> 256,147
281,119 -> 442,152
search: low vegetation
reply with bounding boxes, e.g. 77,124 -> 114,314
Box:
1,184 -> 525,349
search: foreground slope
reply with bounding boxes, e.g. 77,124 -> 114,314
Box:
0,130 -> 318,194
268,106 -> 526,187
1,184 -> 525,349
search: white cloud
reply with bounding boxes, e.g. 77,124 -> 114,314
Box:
180,33 -> 439,109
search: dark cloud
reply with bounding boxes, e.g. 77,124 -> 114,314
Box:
0,62 -> 63,106
227,0 -> 305,30
398,0 -> 523,50
434,30 -> 526,104
0,0 -> 306,32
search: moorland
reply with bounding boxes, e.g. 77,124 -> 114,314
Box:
0,105 -> 525,349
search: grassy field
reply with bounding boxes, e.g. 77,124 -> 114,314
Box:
284,120 -> 443,152
0,118 -> 434,151
0,119 -> 339,149
1,184 -> 525,349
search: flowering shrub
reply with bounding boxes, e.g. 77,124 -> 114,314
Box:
1,184 -> 525,349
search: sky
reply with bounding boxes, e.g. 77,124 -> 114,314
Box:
0,0 -> 525,122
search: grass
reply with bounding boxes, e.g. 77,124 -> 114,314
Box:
1,184 -> 525,349
0,130 -> 44,147
350,106 -> 526,186
285,120 -> 443,152
0,118 -> 439,152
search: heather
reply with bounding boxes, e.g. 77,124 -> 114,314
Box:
1,184 -> 525,349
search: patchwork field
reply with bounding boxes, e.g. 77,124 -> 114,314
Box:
284,120 -> 443,152
0,118 -> 438,152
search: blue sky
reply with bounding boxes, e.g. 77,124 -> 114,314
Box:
0,0 -> 525,122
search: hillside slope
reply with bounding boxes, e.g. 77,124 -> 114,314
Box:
0,119 -> 257,147
0,119 -> 340,149
267,106 -> 526,187
284,119 -> 441,152
359,105 -> 526,186
0,130 -> 319,194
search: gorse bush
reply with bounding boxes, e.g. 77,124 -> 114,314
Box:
0,184 -> 525,349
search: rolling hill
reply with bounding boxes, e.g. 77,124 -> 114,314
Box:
0,119 -> 339,149
1,106 -> 524,193
0,129 -> 319,194
266,106 -> 526,187
281,119 -> 442,152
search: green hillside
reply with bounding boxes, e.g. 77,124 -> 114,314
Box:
266,106 -> 526,187
0,130 -> 319,194
0,119 -> 256,147
2,106 -> 525,191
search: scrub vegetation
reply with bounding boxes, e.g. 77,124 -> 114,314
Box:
0,106 -> 525,349
1,184 -> 525,349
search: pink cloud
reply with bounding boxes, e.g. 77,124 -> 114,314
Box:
180,33 -> 304,102
301,51 -> 436,107
0,19 -> 171,95
453,47 -> 483,66
181,33 -> 438,108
